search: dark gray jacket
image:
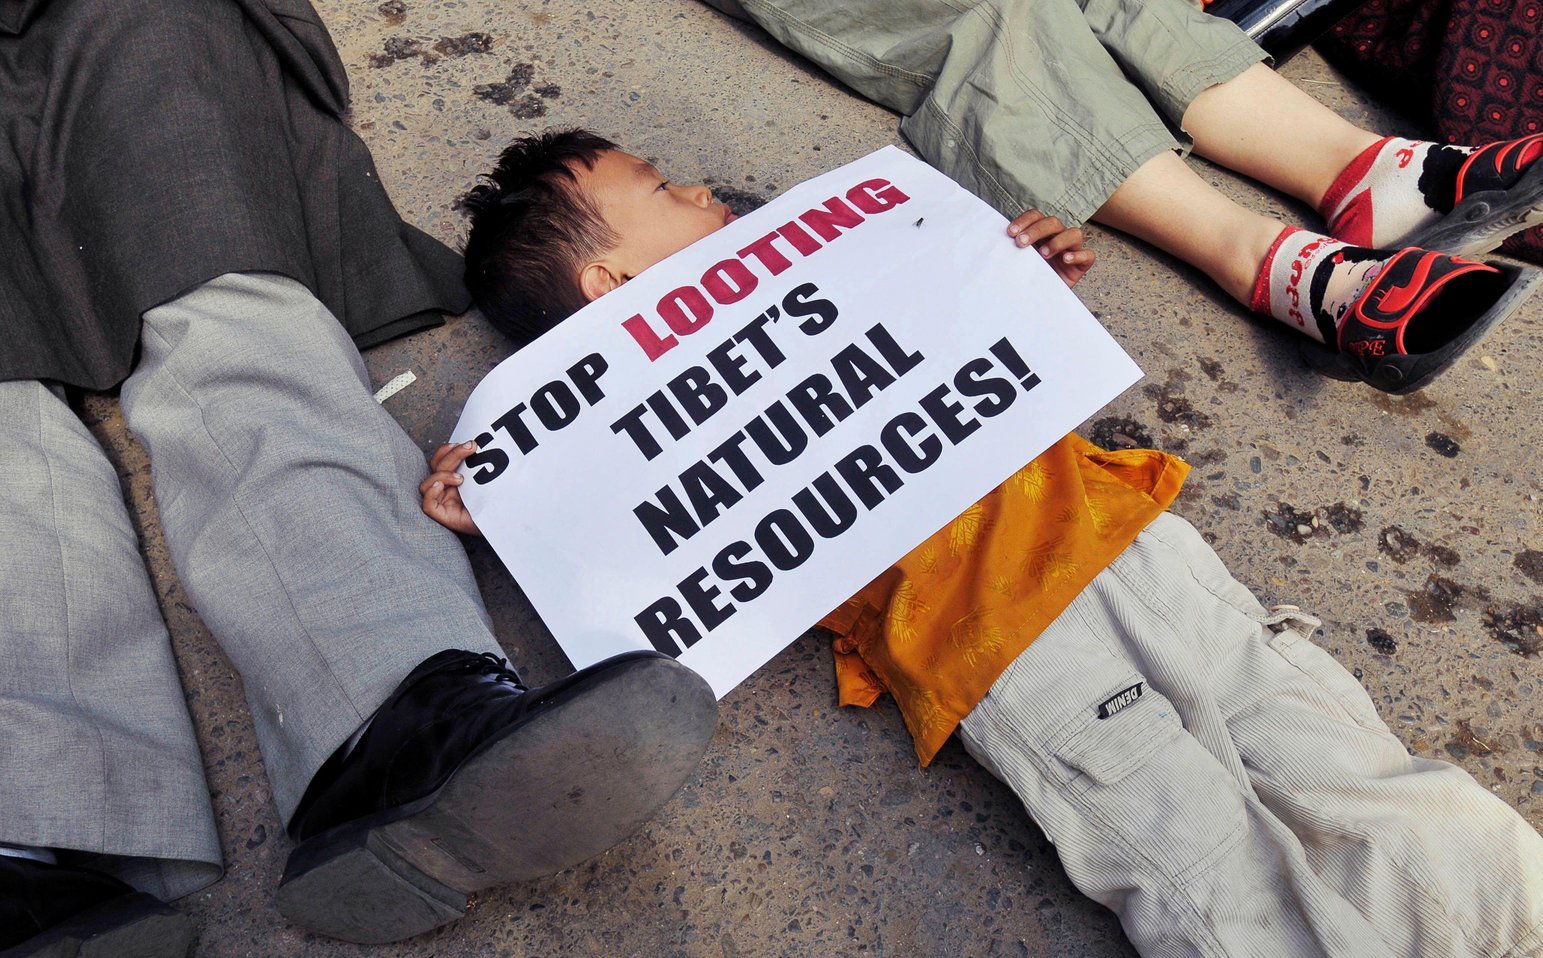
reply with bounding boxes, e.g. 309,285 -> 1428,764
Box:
0,0 -> 469,389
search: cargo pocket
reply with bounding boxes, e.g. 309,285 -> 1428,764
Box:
1266,626 -> 1389,734
1048,680 -> 1248,886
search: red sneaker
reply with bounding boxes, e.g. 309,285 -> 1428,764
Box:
1404,134 -> 1543,256
1337,247 -> 1539,394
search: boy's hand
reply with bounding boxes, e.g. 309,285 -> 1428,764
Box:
421,441 -> 482,537
1007,209 -> 1096,288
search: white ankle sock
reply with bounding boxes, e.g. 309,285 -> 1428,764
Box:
1250,227 -> 1386,345
1321,136 -> 1475,248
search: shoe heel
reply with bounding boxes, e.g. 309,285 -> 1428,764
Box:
6,893 -> 194,958
77,897 -> 195,958
277,827 -> 467,944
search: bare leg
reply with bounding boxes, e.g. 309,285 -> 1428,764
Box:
1093,150 -> 1284,304
1182,63 -> 1382,209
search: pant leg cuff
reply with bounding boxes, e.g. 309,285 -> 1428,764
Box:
1049,124 -> 1183,226
908,97 -> 1181,227
1161,37 -> 1272,132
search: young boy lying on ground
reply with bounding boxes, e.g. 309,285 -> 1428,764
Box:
425,130 -> 1543,958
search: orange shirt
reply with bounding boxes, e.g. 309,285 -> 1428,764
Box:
817,434 -> 1188,765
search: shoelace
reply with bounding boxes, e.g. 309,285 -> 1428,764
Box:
467,651 -> 528,691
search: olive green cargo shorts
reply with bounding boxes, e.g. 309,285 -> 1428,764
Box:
706,0 -> 1266,225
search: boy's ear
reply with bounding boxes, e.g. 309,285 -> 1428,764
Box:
578,261 -> 624,303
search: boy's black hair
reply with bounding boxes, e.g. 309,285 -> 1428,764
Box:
462,129 -> 619,344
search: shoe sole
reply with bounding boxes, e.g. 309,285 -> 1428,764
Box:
1,894 -> 194,958
1345,263 -> 1540,394
275,653 -> 717,944
1403,159 -> 1543,257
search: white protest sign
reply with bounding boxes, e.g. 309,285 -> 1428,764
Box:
452,147 -> 1141,697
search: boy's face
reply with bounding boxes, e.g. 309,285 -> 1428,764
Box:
574,149 -> 736,299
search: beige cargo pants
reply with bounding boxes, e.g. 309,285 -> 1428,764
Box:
961,513 -> 1543,958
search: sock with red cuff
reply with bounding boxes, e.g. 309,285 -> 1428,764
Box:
1322,134 -> 1543,252
1319,137 -> 1475,248
1250,227 -> 1387,345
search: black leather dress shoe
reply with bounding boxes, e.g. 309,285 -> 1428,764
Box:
276,648 -> 717,944
0,856 -> 193,958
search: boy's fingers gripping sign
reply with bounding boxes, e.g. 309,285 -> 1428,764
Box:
430,440 -> 478,473
1007,209 -> 1096,287
1008,208 -> 1063,247
421,441 -> 481,535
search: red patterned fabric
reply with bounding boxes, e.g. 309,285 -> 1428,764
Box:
1317,0 -> 1543,263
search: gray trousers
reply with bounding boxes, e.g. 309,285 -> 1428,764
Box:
713,0 -> 1265,225
961,513 -> 1543,958
0,273 -> 502,900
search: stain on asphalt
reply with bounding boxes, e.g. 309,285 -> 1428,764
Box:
1261,501 -> 1365,541
1322,502 -> 1364,534
1483,604 -> 1543,657
1365,628 -> 1398,654
1198,357 -> 1223,381
1449,718 -> 1494,757
370,36 -> 422,67
475,63 -> 535,103
371,32 -> 495,68
378,0 -> 407,25
511,97 -> 548,119
1425,544 -> 1460,568
1426,432 -> 1462,458
1144,379 -> 1212,430
1089,416 -> 1155,451
474,63 -> 555,118
1263,501 -> 1318,542
434,32 -> 495,57
1379,525 -> 1420,563
1407,574 -> 1489,623
1515,549 -> 1543,584
1369,391 -> 1436,416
